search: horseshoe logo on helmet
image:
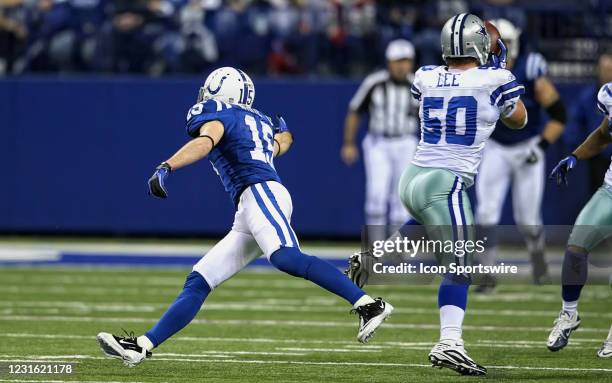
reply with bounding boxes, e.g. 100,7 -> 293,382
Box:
206,74 -> 229,95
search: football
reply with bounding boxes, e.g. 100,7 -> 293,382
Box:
485,20 -> 502,55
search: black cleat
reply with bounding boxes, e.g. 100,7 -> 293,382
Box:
352,297 -> 393,343
96,330 -> 151,367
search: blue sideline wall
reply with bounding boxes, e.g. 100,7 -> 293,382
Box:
0,77 -> 592,237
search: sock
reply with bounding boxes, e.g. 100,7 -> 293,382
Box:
562,300 -> 578,315
438,275 -> 469,341
144,271 -> 211,347
438,275 -> 470,310
561,249 -> 588,303
137,335 -> 154,352
353,294 -> 376,309
439,305 -> 465,341
270,247 -> 366,305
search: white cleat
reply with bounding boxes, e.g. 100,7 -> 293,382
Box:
597,326 -> 612,358
353,298 -> 394,343
428,339 -> 486,376
96,331 -> 151,367
547,311 -> 581,352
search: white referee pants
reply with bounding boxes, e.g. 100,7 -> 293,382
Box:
362,133 -> 417,226
476,138 -> 545,228
193,181 -> 300,289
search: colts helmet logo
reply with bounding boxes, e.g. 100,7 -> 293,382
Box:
206,74 -> 228,95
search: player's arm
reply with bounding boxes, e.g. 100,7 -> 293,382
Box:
341,111 -> 361,165
535,77 -> 566,147
500,98 -> 527,130
273,131 -> 293,157
549,117 -> 610,185
148,121 -> 225,199
572,117 -> 611,160
271,115 -> 293,157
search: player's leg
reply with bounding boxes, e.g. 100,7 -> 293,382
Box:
547,185 -> 612,352
399,165 -> 486,375
388,136 -> 417,227
96,230 -> 259,365
512,150 -> 548,284
474,141 -> 511,292
363,134 -> 393,241
243,181 -> 393,342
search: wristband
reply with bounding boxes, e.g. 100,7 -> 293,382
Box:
159,162 -> 172,172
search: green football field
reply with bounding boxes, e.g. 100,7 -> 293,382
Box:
0,266 -> 610,383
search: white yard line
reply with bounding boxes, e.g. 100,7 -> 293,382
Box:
1,316 -> 609,334
0,355 -> 610,373
1,300 -> 611,319
4,332 -> 603,348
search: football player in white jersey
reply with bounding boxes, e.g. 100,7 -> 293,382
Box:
546,82 -> 612,358
348,13 -> 528,375
402,14 -> 526,375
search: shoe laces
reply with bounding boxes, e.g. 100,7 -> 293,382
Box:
350,298 -> 381,318
121,328 -> 137,342
550,312 -> 573,337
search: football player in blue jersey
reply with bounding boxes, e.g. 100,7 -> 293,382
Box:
475,19 -> 567,291
95,67 -> 394,367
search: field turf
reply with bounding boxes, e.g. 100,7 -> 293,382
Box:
0,266 -> 610,382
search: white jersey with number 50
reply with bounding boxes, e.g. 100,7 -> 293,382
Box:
410,65 -> 524,185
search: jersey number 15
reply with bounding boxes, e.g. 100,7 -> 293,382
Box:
422,96 -> 477,146
245,115 -> 274,165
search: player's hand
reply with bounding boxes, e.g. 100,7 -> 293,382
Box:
548,155 -> 577,186
273,114 -> 289,134
488,38 -> 507,69
148,162 -> 172,198
341,143 -> 359,166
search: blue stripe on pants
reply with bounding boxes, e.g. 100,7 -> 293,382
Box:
260,183 -> 298,247
251,185 -> 286,246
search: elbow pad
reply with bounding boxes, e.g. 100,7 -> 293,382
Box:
545,99 -> 566,124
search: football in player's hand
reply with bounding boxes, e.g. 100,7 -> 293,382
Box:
485,20 -> 501,55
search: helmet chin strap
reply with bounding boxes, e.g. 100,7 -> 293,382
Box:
473,45 -> 487,65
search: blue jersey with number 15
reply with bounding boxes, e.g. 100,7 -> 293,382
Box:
185,99 -> 281,206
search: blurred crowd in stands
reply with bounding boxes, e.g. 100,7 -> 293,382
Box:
0,0 -> 610,77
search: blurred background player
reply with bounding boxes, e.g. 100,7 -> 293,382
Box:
341,39 -> 419,240
96,67 -> 393,367
400,14 -> 526,375
547,81 -> 612,358
475,18 -> 567,291
565,53 -> 612,194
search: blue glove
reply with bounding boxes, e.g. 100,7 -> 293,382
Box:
488,38 -> 508,69
549,155 -> 577,186
148,162 -> 171,198
273,114 -> 289,133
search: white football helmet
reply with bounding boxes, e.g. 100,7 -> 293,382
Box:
198,67 -> 255,107
490,18 -> 521,60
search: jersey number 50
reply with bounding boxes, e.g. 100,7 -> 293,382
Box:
422,96 -> 477,146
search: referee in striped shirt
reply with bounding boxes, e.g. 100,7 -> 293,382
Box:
341,39 -> 419,231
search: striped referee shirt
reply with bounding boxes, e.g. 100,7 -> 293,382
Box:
349,70 -> 419,138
